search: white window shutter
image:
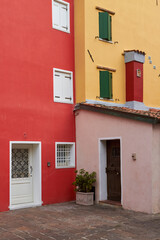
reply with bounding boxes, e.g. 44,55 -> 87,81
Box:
63,73 -> 72,102
53,68 -> 73,104
52,0 -> 70,33
54,72 -> 62,102
53,2 -> 60,28
60,4 -> 68,31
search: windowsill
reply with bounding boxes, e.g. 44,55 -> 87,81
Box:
56,166 -> 75,169
99,38 -> 113,44
97,97 -> 114,101
54,100 -> 73,104
52,26 -> 70,34
100,98 -> 114,101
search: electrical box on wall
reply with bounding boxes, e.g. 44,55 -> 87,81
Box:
47,162 -> 51,167
132,153 -> 136,161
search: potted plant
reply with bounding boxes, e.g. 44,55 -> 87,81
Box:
73,168 -> 96,205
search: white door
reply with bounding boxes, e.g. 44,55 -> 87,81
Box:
11,145 -> 33,205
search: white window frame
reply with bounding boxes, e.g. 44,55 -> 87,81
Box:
55,142 -> 75,169
53,68 -> 73,104
52,0 -> 70,33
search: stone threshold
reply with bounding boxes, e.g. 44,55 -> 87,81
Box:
99,200 -> 122,207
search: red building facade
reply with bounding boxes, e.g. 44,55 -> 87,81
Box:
0,0 -> 75,212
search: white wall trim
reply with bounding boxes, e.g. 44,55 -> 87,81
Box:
98,137 -> 123,205
9,141 -> 42,210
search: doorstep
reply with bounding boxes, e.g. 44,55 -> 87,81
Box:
9,202 -> 42,210
99,200 -> 122,208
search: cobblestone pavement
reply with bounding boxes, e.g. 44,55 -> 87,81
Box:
0,202 -> 160,240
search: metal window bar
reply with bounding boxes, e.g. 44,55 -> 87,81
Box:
57,144 -> 71,167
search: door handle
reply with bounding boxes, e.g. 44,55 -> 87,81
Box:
30,166 -> 33,176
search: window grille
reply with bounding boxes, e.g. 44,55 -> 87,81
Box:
12,149 -> 29,178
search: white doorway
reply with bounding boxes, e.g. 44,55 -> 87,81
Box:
9,141 -> 42,210
11,144 -> 33,205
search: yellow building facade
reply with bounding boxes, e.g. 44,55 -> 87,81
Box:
74,0 -> 160,108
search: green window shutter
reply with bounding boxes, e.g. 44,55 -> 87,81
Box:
100,71 -> 112,99
99,12 -> 112,41
109,15 -> 112,41
109,72 -> 113,99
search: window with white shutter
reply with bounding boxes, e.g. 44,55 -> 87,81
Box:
52,0 -> 70,33
53,68 -> 73,104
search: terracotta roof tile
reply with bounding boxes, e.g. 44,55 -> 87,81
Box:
124,50 -> 146,55
75,103 -> 160,121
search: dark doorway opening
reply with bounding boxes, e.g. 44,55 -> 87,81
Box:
106,140 -> 121,202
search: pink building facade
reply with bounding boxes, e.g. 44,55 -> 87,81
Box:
75,103 -> 160,214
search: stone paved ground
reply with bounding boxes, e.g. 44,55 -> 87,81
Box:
0,202 -> 160,240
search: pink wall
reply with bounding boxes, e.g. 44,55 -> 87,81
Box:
76,109 -> 155,213
0,0 -> 75,211
152,125 -> 160,213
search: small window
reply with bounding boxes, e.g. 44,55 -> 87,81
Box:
53,68 -> 73,104
100,71 -> 112,99
55,143 -> 75,168
52,0 -> 70,33
99,12 -> 112,41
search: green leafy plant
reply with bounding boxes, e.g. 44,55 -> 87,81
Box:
73,169 -> 96,193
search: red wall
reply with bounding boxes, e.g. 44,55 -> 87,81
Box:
0,0 -> 75,211
126,61 -> 143,102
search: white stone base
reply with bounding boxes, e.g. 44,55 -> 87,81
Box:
76,192 -> 94,206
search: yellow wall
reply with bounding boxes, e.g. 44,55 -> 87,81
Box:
74,0 -> 160,107
74,0 -> 86,103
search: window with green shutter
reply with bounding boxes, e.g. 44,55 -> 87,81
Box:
100,71 -> 112,99
99,12 -> 112,41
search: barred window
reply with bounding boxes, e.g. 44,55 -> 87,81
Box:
56,143 -> 75,168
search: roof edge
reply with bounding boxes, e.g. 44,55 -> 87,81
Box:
74,103 -> 160,124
